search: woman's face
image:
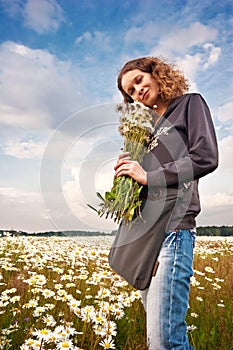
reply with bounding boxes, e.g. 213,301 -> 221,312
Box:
121,69 -> 161,108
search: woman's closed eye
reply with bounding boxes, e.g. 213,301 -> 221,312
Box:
128,76 -> 143,96
129,87 -> 135,96
136,76 -> 142,84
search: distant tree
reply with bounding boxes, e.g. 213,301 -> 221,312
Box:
196,226 -> 233,236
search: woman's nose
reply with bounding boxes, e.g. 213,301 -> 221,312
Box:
135,85 -> 144,97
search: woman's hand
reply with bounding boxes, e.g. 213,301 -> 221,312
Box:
114,152 -> 148,185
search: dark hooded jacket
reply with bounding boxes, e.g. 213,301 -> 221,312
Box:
142,93 -> 218,230
109,93 -> 218,290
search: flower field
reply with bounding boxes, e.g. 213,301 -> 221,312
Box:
0,235 -> 232,350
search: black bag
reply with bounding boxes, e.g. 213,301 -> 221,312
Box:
108,187 -> 178,290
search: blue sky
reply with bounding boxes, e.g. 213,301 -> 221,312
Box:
0,0 -> 232,232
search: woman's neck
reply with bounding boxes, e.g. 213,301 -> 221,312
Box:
153,103 -> 167,117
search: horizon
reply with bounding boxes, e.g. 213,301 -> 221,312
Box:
0,0 -> 233,232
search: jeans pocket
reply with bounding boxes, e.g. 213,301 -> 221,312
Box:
163,230 -> 178,249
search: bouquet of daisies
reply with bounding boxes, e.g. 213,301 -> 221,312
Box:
91,101 -> 155,224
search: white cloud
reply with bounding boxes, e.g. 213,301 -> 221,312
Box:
175,44 -> 221,91
218,135 -> 233,172
200,135 -> 233,191
3,139 -> 46,159
123,17 -> 221,62
202,43 -> 221,69
197,202 -> 233,226
124,21 -> 159,44
0,41 -> 86,130
201,192 -> 233,208
185,110 -> 233,227
142,22 -> 221,92
23,0 -> 65,33
176,54 -> 201,91
62,164 -> 117,231
75,32 -> 92,45
154,22 -> 217,55
0,0 -> 65,34
198,191 -> 233,226
197,133 -> 233,226
0,187 -> 38,202
0,187 -> 53,232
0,103 -> 50,129
112,91 -> 122,103
75,31 -> 111,52
38,112 -> 120,231
216,101 -> 233,123
0,0 -> 23,17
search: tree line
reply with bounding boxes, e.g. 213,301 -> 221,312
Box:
0,226 -> 233,237
196,226 -> 233,236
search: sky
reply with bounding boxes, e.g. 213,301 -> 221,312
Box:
0,0 -> 232,233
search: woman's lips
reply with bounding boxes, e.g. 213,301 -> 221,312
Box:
143,90 -> 149,100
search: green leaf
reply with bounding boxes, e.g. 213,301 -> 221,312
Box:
96,192 -> 105,202
87,204 -> 98,212
105,191 -> 116,200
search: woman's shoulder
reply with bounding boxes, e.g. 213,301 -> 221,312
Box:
181,92 -> 204,100
166,93 -> 208,119
174,93 -> 207,106
166,93 -> 208,117
183,93 -> 209,108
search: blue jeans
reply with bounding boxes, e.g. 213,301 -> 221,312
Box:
141,229 -> 196,350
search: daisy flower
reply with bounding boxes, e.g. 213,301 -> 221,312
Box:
56,340 -> 74,349
32,328 -> 52,341
99,336 -> 115,349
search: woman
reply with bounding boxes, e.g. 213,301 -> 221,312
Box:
114,57 -> 218,349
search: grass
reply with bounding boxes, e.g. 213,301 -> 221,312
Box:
186,238 -> 233,350
0,235 -> 232,349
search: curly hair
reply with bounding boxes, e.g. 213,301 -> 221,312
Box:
117,56 -> 189,104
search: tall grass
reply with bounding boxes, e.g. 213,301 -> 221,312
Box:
0,236 -> 232,349
186,238 -> 233,350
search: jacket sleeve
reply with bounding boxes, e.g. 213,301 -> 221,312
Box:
147,94 -> 219,187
